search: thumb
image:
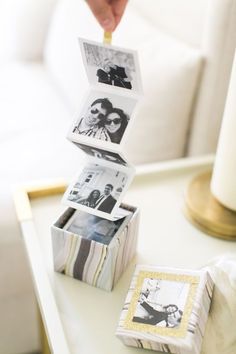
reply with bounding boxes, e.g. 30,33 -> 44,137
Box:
86,0 -> 116,32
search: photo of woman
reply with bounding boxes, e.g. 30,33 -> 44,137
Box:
75,189 -> 101,208
92,107 -> 128,144
103,108 -> 129,144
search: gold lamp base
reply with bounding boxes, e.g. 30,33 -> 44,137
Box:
184,171 -> 236,241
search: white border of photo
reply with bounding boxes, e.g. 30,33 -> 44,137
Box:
79,37 -> 143,96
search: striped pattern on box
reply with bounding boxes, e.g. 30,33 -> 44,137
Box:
51,204 -> 139,291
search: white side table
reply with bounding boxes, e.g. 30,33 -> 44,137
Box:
14,155 -> 236,354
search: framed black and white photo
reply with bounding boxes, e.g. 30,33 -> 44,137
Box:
62,161 -> 134,219
67,89 -> 138,148
126,269 -> 197,335
116,265 -> 214,354
79,38 -> 142,94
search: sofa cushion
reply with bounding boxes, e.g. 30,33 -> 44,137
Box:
121,33 -> 202,164
0,0 -> 58,62
128,0 -> 208,47
0,61 -> 85,185
44,0 -> 202,164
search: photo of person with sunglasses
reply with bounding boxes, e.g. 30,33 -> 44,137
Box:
73,99 -> 129,144
103,108 -> 129,143
91,107 -> 129,144
72,98 -> 112,138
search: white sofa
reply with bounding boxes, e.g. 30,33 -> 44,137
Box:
0,0 -> 236,353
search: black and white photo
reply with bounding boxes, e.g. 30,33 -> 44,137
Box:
68,89 -> 137,146
63,209 -> 129,245
132,277 -> 188,328
79,38 -> 142,93
117,266 -> 212,350
72,142 -> 128,166
62,162 -> 134,218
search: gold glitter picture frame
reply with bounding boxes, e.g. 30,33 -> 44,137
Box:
124,270 -> 199,338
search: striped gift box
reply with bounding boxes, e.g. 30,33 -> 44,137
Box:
116,265 -> 214,354
51,204 -> 139,291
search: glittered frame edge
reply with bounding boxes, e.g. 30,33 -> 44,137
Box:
124,270 -> 200,338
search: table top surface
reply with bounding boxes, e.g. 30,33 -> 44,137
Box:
19,156 -> 236,354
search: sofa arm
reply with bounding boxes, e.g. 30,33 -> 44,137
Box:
0,0 -> 58,62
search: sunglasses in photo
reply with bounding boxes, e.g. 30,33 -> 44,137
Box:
91,108 -> 104,115
105,118 -> 122,125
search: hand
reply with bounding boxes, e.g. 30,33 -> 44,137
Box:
86,0 -> 128,32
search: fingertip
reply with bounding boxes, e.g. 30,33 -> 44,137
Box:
86,0 -> 116,32
101,18 -> 116,32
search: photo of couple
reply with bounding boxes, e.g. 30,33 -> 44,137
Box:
80,39 -> 142,93
70,184 -> 117,214
96,57 -> 132,89
72,97 -> 129,144
63,162 -> 131,218
132,277 -> 186,329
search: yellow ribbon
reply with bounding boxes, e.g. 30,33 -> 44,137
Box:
103,31 -> 112,45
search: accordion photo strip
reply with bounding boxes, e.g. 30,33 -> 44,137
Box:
63,37 -> 143,220
51,37 -> 142,291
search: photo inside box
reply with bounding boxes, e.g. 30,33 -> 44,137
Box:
55,207 -> 132,246
80,38 -> 141,92
72,142 -> 128,166
132,277 -> 188,328
68,89 -> 137,146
